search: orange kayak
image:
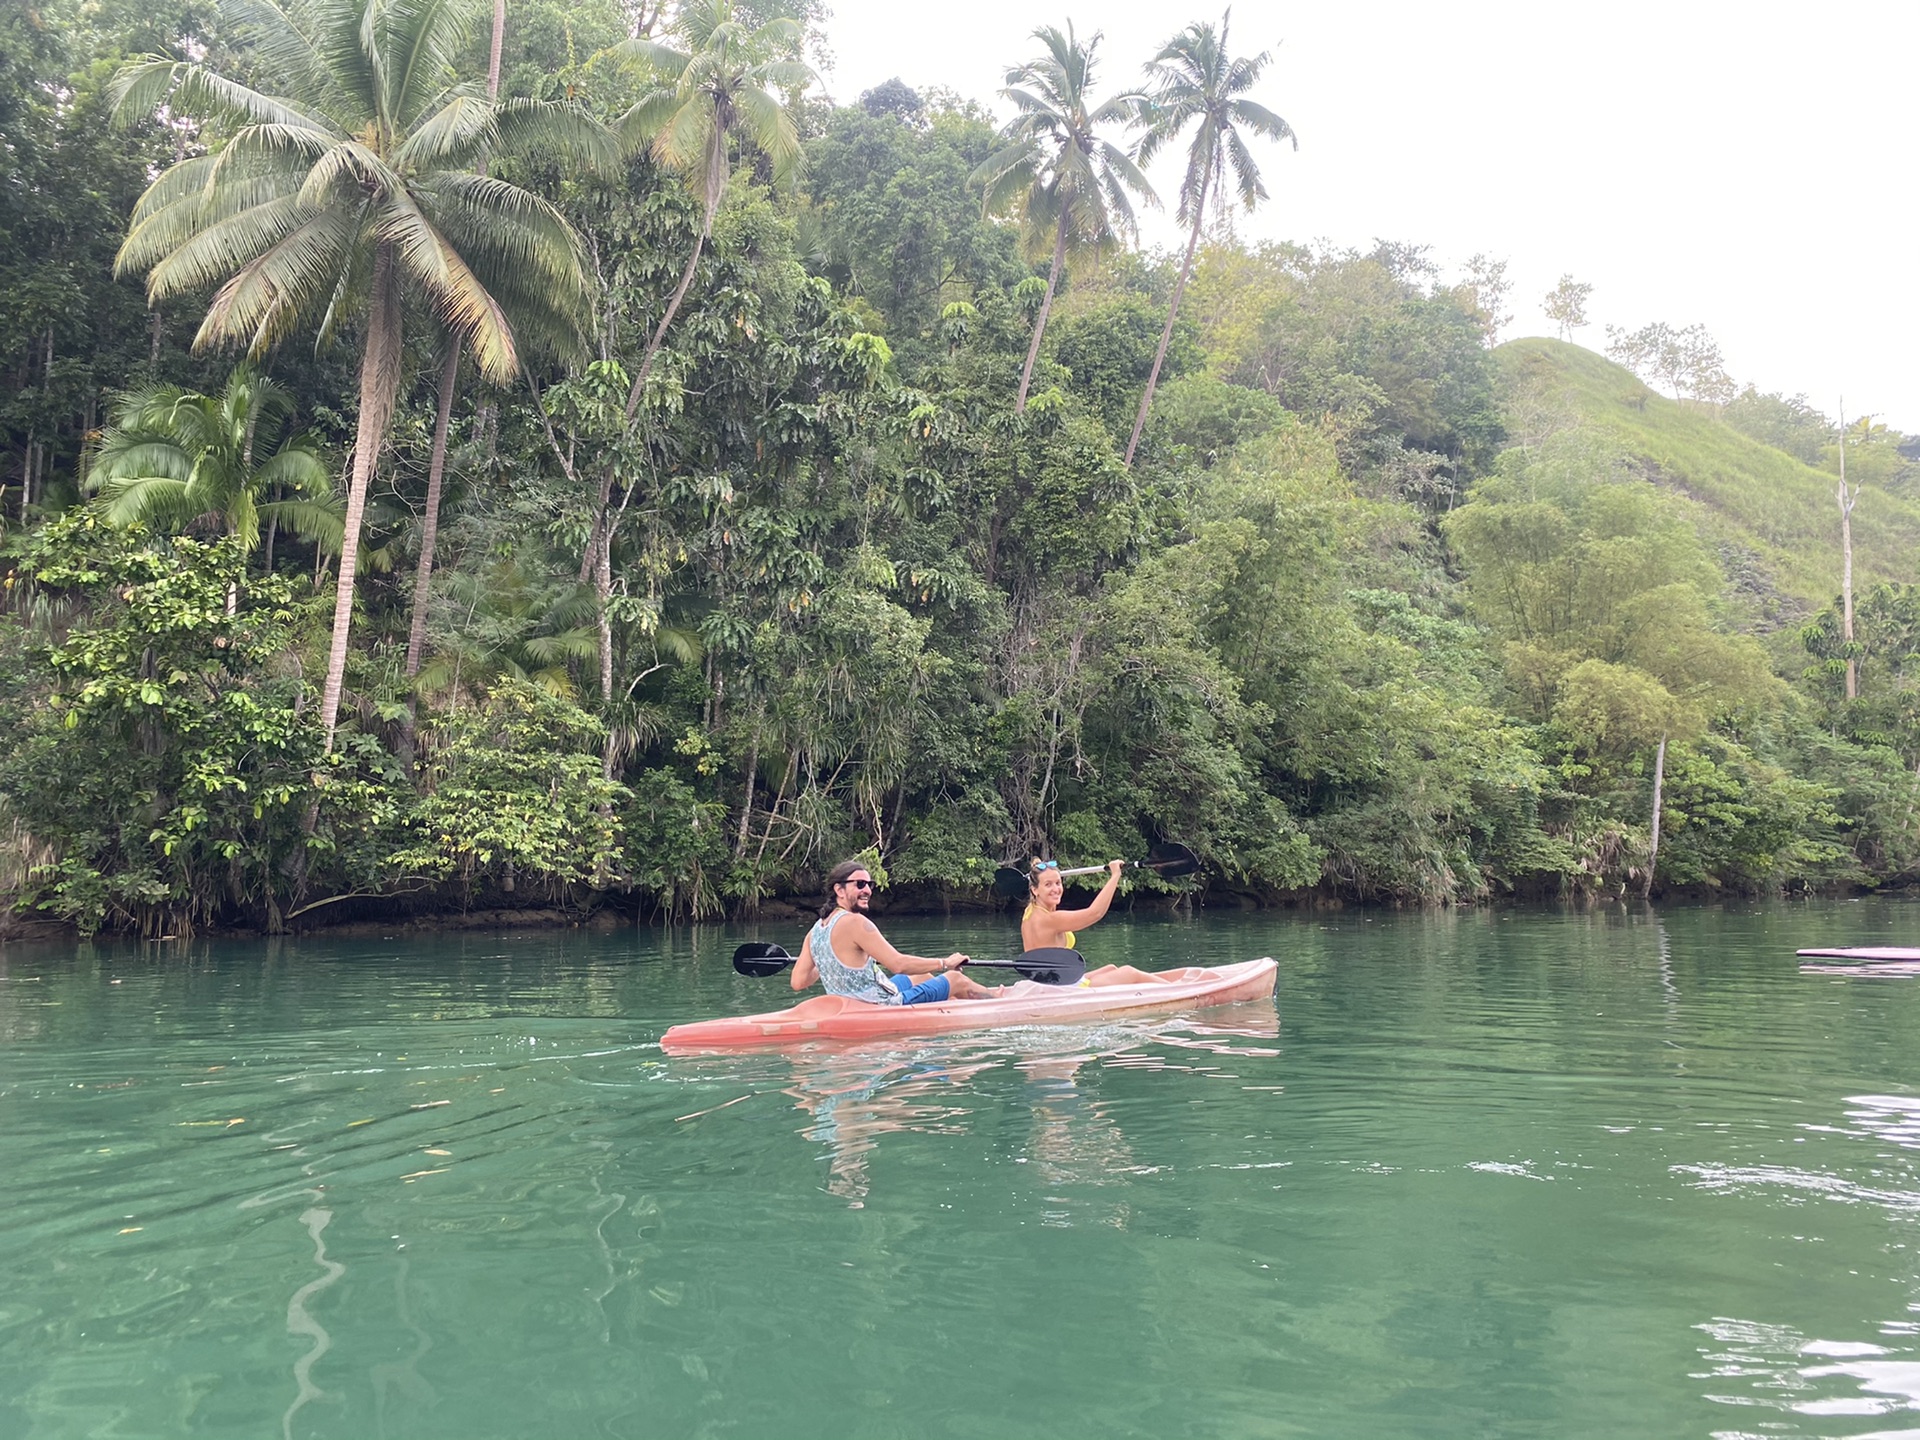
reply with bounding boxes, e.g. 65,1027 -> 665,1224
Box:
661,957 -> 1278,1051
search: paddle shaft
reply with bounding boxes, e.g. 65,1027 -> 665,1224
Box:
731,942 -> 1084,985
993,842 -> 1200,898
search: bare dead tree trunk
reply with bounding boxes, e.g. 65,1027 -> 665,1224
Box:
1125,165 -> 1211,466
1643,731 -> 1667,900
589,153 -> 724,707
320,245 -> 402,751
1838,398 -> 1859,700
406,0 -> 504,682
734,733 -> 759,858
1016,211 -> 1070,415
406,345 -> 461,677
596,525 -> 614,704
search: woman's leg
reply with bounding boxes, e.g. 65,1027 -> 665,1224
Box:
1082,965 -> 1161,987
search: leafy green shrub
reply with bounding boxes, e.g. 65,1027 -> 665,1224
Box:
0,517 -> 356,933
392,680 -> 626,901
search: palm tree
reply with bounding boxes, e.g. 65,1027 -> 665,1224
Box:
971,23 -> 1155,414
608,0 -> 814,422
111,0 -> 609,749
88,366 -> 340,554
1124,12 -> 1293,466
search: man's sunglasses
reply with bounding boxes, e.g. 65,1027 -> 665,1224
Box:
841,877 -> 875,890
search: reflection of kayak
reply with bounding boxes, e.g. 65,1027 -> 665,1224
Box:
662,958 -> 1278,1052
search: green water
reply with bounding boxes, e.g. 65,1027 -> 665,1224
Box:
5,903 -> 1920,1438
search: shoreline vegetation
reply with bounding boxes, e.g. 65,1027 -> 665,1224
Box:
5,0 -> 1918,940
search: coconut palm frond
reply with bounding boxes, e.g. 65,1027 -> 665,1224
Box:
260,498 -> 346,552
97,475 -> 205,529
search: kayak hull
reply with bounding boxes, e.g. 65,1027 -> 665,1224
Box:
1797,947 -> 1920,961
661,957 -> 1278,1052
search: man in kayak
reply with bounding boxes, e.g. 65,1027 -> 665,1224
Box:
793,860 -> 1005,1004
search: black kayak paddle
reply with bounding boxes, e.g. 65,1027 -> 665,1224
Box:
991,841 -> 1201,900
731,942 -> 1086,987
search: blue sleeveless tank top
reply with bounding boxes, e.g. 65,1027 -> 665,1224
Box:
807,911 -> 903,1006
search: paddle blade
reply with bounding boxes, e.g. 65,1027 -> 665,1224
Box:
1010,947 -> 1086,985
1143,842 -> 1199,880
732,942 -> 794,977
991,865 -> 1031,899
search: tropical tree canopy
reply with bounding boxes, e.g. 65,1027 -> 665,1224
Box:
2,0 -> 1911,938
110,0 -> 617,747
110,0 -> 610,382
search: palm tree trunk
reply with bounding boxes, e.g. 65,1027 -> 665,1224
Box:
406,344 -> 460,677
487,0 -> 505,91
1124,169 -> 1211,467
1015,211 -> 1070,415
320,244 -> 402,752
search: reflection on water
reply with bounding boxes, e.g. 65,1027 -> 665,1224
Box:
784,1050 -> 985,1206
1696,1319 -> 1920,1434
282,1208 -> 343,1440
777,1008 -> 1280,1209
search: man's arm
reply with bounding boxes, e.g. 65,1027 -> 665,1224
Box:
791,944 -> 818,991
847,915 -> 966,976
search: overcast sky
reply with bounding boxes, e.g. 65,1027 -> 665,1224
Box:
813,0 -> 1919,430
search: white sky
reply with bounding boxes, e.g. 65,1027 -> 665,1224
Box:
814,0 -> 1920,431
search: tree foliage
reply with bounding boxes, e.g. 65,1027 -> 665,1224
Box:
3,0 -> 1915,933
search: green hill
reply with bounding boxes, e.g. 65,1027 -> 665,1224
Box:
1494,338 -> 1920,634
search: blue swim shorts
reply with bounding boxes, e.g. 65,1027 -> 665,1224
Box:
888,972 -> 952,1005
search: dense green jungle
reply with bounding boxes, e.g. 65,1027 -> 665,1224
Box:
3,0 -> 1917,938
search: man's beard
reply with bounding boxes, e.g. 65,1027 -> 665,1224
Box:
849,891 -> 871,913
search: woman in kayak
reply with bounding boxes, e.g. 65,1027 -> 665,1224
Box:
794,860 -> 1005,1004
1022,860 -> 1159,984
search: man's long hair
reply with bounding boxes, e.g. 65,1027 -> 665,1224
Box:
818,858 -> 867,919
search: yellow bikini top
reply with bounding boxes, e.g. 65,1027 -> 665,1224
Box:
1023,903 -> 1075,951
